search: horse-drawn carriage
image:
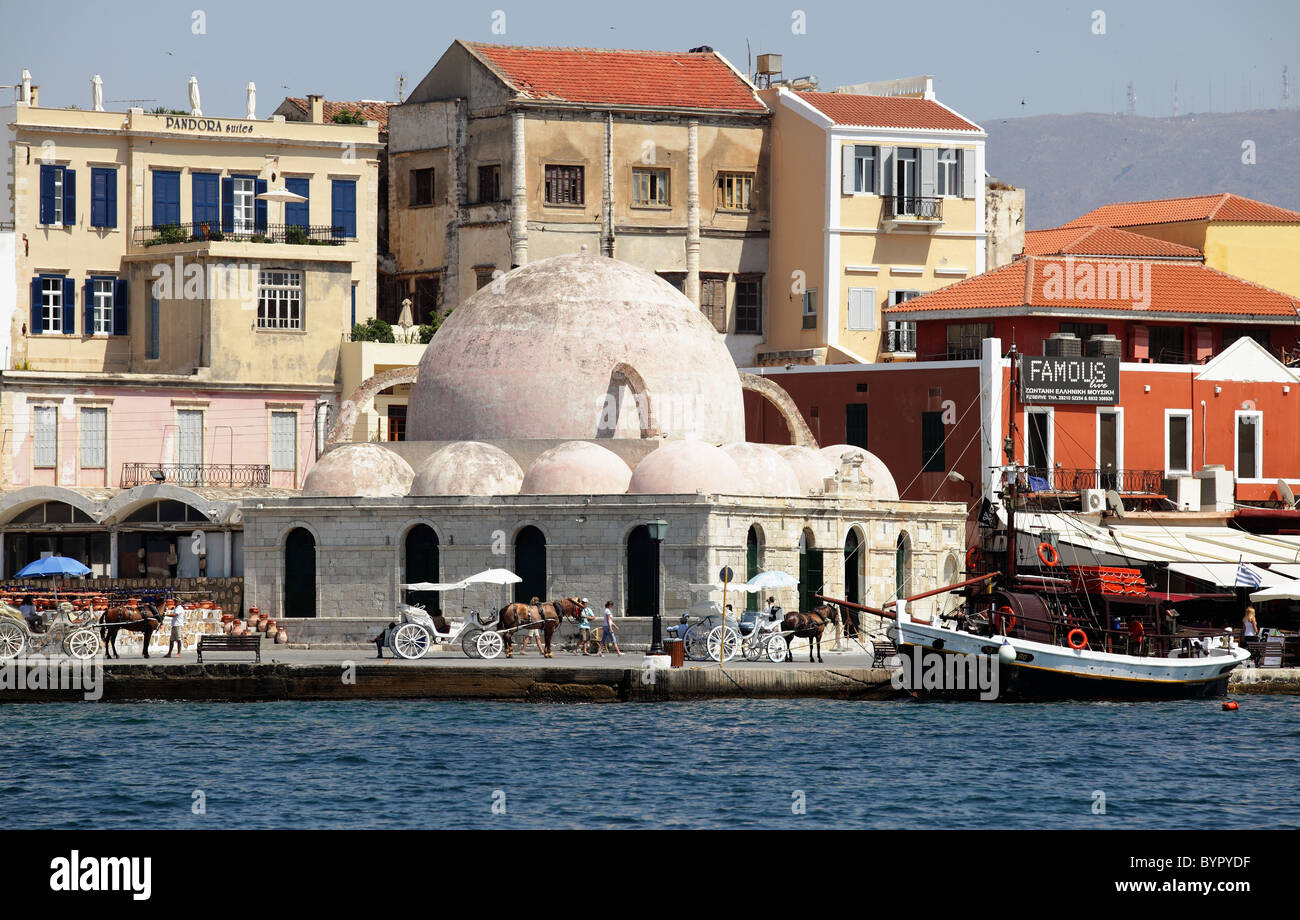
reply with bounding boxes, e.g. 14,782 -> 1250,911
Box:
671,604 -> 789,663
0,599 -> 103,660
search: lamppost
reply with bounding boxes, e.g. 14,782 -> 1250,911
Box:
646,519 -> 668,655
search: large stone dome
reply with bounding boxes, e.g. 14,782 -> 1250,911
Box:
721,442 -> 801,497
628,440 -> 745,495
775,445 -> 836,496
407,253 -> 746,443
520,441 -> 632,495
302,443 -> 414,497
410,441 -> 523,496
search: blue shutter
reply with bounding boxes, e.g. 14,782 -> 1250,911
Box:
148,297 -> 160,359
84,278 -> 95,334
350,284 -> 357,329
152,170 -> 179,226
113,278 -> 128,335
254,178 -> 268,233
284,177 -> 309,228
91,169 -> 106,227
152,172 -> 164,226
105,168 -> 117,228
332,179 -> 356,239
192,173 -> 219,229
63,168 -> 76,226
39,166 -> 56,225
221,177 -> 234,232
30,276 -> 43,334
63,277 -> 76,335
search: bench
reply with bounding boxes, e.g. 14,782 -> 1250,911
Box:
871,638 -> 899,668
197,634 -> 262,664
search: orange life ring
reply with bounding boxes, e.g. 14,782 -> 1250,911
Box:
997,606 -> 1016,634
965,546 -> 982,569
1037,542 -> 1060,567
1067,628 -> 1088,650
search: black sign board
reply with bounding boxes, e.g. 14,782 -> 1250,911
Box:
1020,355 -> 1119,405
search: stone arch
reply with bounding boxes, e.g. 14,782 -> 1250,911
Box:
739,373 -> 819,448
0,487 -> 104,525
101,485 -> 222,525
328,366 -> 420,444
599,362 -> 660,438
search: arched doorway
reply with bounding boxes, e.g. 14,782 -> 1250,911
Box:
283,528 -> 316,618
625,525 -> 658,617
895,533 -> 912,604
798,528 -> 823,613
843,528 -> 864,639
746,526 -> 762,584
404,524 -> 440,614
514,526 -> 547,603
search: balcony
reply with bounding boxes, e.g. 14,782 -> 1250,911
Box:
121,462 -> 270,488
132,222 -> 345,247
1020,467 -> 1167,496
885,196 -> 943,227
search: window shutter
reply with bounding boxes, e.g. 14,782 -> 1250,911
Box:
84,278 -> 94,334
254,178 -> 268,232
30,276 -> 43,334
40,166 -> 55,225
842,144 -> 855,195
1131,324 -> 1149,361
284,177 -> 309,227
91,170 -> 105,227
63,169 -> 75,225
960,149 -> 976,199
847,287 -> 876,331
61,277 -> 76,335
105,168 -> 117,228
113,279 -> 128,335
332,179 -> 356,238
1194,326 -> 1213,362
221,177 -> 234,231
879,147 -> 895,197
920,148 -> 937,198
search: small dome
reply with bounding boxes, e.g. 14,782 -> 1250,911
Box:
775,445 -> 836,495
819,444 -> 900,500
721,443 -> 801,497
302,443 -> 414,497
410,442 -> 523,496
520,441 -> 632,494
628,440 -> 745,495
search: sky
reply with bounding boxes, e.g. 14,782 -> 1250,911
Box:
1,0 -> 1297,122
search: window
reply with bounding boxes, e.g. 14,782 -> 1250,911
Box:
80,407 -> 106,469
1026,409 -> 1052,472
477,164 -> 501,204
846,404 -> 868,450
40,164 -> 74,226
34,407 -> 58,468
921,411 -> 945,473
853,146 -> 877,193
177,410 -> 203,468
734,277 -> 762,334
270,411 -> 297,471
475,266 -> 496,290
1223,328 -> 1270,352
700,276 -> 727,333
1149,326 -> 1185,363
895,147 -> 919,201
410,167 -> 434,207
91,278 -> 114,335
717,172 -> 753,211
147,297 -> 160,359
946,322 -> 993,360
90,167 -> 117,228
544,165 -> 584,205
936,148 -> 960,197
1164,415 -> 1190,478
885,321 -> 916,354
656,272 -> 685,293
632,168 -> 669,207
40,276 -> 64,334
847,287 -> 876,331
152,169 -> 180,226
232,176 -> 256,233
192,173 -> 220,228
386,405 -> 407,442
283,177 -> 310,228
332,178 -> 357,238
889,290 -> 922,306
802,289 -> 818,330
1236,411 -> 1262,480
258,270 -> 303,330
1060,321 -> 1108,339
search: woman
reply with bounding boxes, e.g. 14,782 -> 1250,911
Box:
1242,606 -> 1259,639
598,601 -> 623,656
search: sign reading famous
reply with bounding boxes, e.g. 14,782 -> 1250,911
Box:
1020,356 -> 1119,405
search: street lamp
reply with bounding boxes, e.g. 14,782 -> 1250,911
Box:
646,519 -> 668,655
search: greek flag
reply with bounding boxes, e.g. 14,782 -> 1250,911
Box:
1235,561 -> 1262,589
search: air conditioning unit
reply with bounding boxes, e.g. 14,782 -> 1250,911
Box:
1081,488 -> 1106,513
1164,476 -> 1200,512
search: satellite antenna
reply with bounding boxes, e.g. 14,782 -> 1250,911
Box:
1277,479 -> 1297,509
1105,489 -> 1127,519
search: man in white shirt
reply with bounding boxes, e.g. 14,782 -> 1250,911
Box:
164,600 -> 186,658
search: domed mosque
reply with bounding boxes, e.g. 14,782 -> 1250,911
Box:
243,253 -> 964,630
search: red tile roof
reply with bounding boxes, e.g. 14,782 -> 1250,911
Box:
282,97 -> 391,132
793,91 -> 981,132
1022,225 -> 1203,259
465,42 -> 765,113
883,257 -> 1300,318
1065,193 -> 1300,227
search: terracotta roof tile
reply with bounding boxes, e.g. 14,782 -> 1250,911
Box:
1064,193 -> 1300,227
793,91 -> 981,131
1022,225 -> 1203,259
883,257 -> 1300,318
465,43 -> 765,113
282,97 -> 391,132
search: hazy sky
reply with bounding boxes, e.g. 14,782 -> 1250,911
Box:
1,0 -> 1296,122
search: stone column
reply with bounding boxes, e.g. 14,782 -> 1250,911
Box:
685,120 -> 700,307
223,530 -> 233,577
109,529 -> 118,578
602,112 -> 615,258
510,110 -> 528,267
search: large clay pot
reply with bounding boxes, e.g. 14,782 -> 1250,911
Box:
274,629 -> 288,644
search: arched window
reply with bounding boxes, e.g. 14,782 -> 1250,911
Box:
404,524 -> 440,614
514,526 -> 547,603
798,528 -> 823,613
283,528 -> 316,618
895,532 -> 913,604
746,525 -> 764,584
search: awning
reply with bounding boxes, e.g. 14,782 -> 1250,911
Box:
1164,562 -> 1290,589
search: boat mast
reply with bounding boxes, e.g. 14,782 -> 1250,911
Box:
1004,343 -> 1020,583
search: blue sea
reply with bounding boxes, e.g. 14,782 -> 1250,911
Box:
2,698 -> 1296,829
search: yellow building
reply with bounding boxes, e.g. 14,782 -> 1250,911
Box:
759,78 -> 986,365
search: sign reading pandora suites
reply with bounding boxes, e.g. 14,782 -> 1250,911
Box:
1020,356 -> 1120,405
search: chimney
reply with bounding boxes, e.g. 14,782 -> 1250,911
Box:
29,85 -> 39,107
307,94 -> 324,123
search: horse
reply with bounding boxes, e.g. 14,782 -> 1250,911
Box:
782,604 -> 839,663
497,596 -> 585,658
101,602 -> 164,659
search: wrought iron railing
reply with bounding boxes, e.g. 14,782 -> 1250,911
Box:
121,462 -> 270,488
1020,467 -> 1167,494
883,322 -> 917,354
132,222 -> 346,246
886,196 -> 943,220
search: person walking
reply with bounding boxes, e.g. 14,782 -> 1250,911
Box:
163,599 -> 186,658
598,601 -> 623,656
577,598 -> 596,655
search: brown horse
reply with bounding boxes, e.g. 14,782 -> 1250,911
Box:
498,597 -> 585,658
102,602 -> 164,659
782,604 -> 839,663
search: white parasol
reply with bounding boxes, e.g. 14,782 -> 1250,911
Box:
92,74 -> 103,112
246,81 -> 256,120
256,186 -> 308,233
188,75 -> 201,116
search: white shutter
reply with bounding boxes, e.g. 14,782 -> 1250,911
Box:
80,407 -> 106,468
879,147 -> 895,197
920,147 -> 937,198
271,411 -> 296,471
961,148 -> 977,198
177,410 -> 203,468
34,407 -> 57,468
842,144 -> 856,195
847,287 -> 876,331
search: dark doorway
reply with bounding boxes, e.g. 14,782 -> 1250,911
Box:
404,524 -> 440,614
284,528 -> 316,618
514,526 -> 547,603
845,403 -> 868,450
798,530 -> 823,613
625,525 -> 658,617
1099,411 -> 1119,490
746,526 -> 761,585
844,529 -> 862,605
896,533 -> 912,603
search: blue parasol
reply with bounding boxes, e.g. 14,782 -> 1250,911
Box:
15,556 -> 92,578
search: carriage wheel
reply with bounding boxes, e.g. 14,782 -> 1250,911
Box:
461,627 -> 484,659
743,635 -> 763,662
765,635 -> 789,663
476,631 -> 504,660
707,625 -> 738,662
683,625 -> 710,661
390,622 -> 431,660
64,628 -> 101,660
0,620 -> 25,660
